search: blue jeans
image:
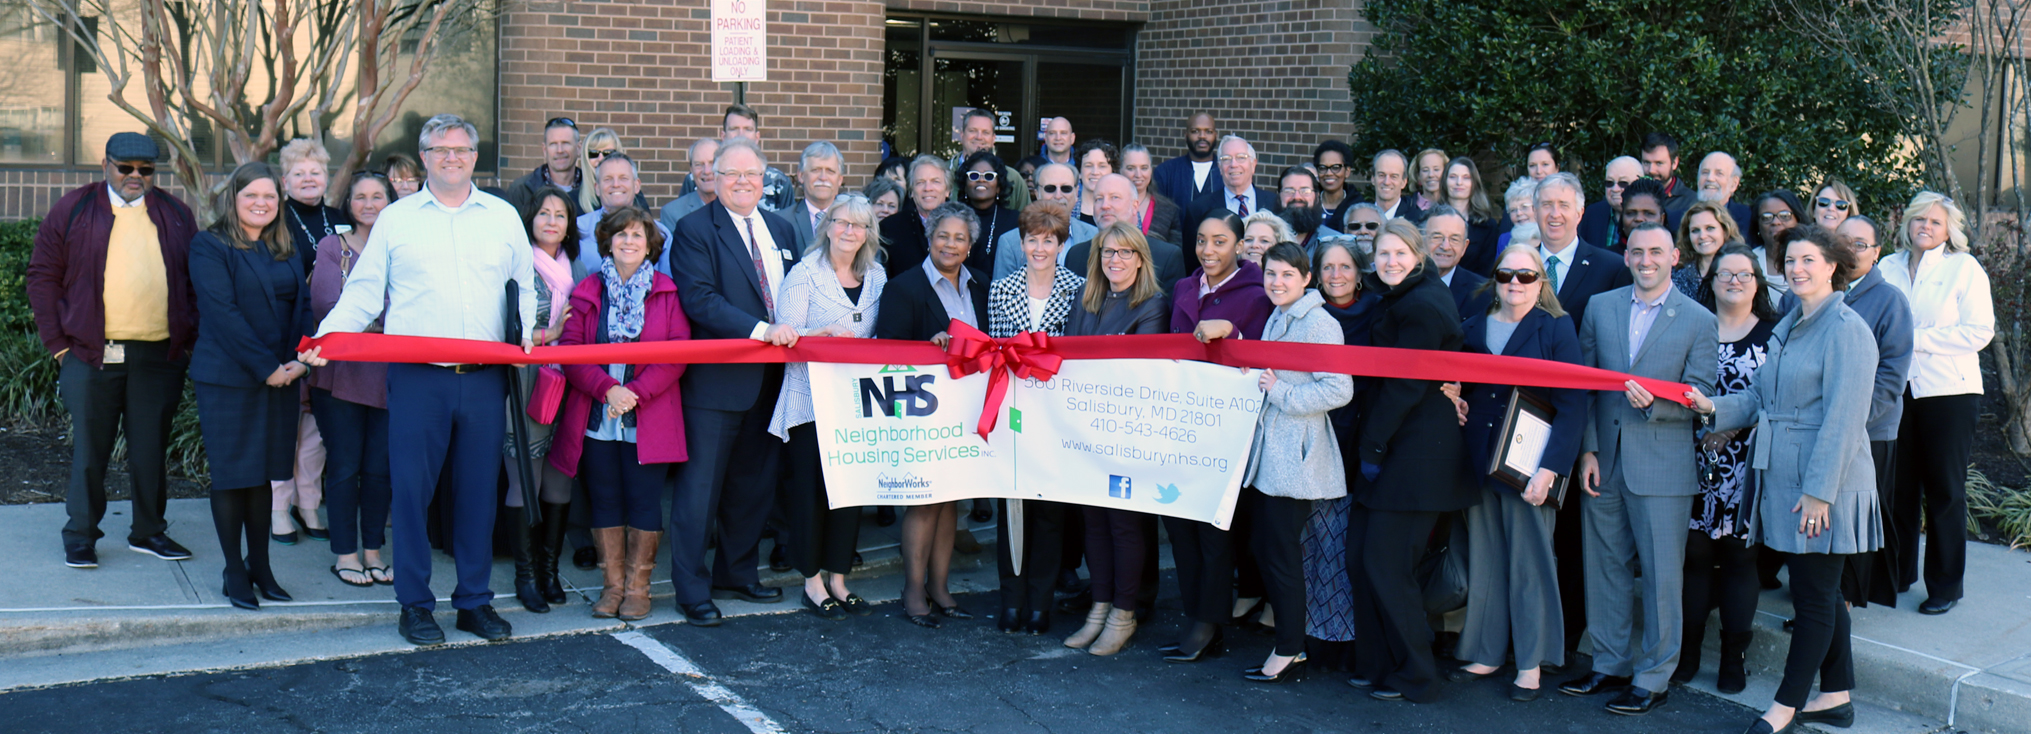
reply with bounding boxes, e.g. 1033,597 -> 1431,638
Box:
309,388 -> 391,556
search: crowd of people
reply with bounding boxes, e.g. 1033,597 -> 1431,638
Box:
25,104 -> 1996,733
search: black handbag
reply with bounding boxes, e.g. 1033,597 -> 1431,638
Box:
1417,513 -> 1469,615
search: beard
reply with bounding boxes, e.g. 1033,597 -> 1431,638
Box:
1697,188 -> 1725,203
1281,203 -> 1325,236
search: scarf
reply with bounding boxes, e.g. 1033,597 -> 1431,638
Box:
532,245 -> 573,339
600,257 -> 654,343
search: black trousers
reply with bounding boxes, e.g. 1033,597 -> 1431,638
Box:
1683,531 -> 1759,637
1847,441 -> 1899,606
1554,470 -> 1588,651
1164,515 -> 1233,626
670,365 -> 785,604
1777,552 -> 1856,708
996,499 -> 1065,614
1250,489 -> 1312,656
1894,392 -> 1977,601
1349,504 -> 1443,702
59,341 -> 185,547
781,423 -> 858,576
1083,506 -> 1148,612
580,439 -> 666,531
1231,491 -> 1266,600
309,388 -> 391,556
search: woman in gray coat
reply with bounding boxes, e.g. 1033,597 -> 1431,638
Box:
1240,242 -> 1354,683
1688,225 -> 1881,734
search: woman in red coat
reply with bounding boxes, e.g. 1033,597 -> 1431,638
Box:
546,206 -> 691,622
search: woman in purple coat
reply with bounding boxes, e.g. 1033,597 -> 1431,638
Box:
1158,210 -> 1272,663
546,206 -> 690,622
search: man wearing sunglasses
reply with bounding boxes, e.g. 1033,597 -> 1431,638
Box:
1579,157 -> 1644,253
992,163 -> 1096,279
508,116 -> 584,212
946,108 -> 1032,212
28,132 -> 201,570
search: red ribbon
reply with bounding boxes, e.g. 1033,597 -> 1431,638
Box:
940,322 -> 1065,437
298,321 -> 1693,434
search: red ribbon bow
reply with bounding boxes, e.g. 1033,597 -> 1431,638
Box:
942,320 -> 1063,438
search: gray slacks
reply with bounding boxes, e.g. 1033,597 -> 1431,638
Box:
1583,458 -> 1693,692
1458,485 -> 1565,671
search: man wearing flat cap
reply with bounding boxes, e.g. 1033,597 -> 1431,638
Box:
27,132 -> 200,570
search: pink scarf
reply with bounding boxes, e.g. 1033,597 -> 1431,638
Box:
532,245 -> 574,343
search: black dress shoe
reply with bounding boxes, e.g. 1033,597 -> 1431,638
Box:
573,546 -> 599,570
802,593 -> 848,621
1346,676 -> 1374,689
1369,687 -> 1405,701
682,601 -> 723,627
1559,672 -> 1633,696
399,606 -> 444,645
997,608 -> 1022,633
128,534 -> 193,561
294,508 -> 329,541
270,531 -> 299,546
1919,597 -> 1957,615
1796,701 -> 1854,728
935,602 -> 973,620
253,577 -> 292,603
65,544 -> 98,569
1605,687 -> 1668,715
903,611 -> 942,629
1509,684 -> 1542,702
840,594 -> 874,617
712,583 -> 783,603
768,544 -> 791,573
1243,657 -> 1306,683
1446,665 -> 1500,683
222,571 -> 259,611
1023,610 -> 1049,635
455,605 -> 513,641
1742,717 -> 1793,734
1161,630 -> 1223,663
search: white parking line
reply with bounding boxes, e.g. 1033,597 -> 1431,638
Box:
611,630 -> 787,734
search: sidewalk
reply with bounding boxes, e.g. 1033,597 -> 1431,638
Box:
3,499 -> 2028,734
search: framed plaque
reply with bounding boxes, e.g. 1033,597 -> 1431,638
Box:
1488,388 -> 1570,509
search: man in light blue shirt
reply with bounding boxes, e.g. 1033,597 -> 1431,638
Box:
303,113 -> 536,648
574,152 -> 672,274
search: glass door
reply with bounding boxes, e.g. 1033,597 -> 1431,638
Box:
926,53 -> 1028,163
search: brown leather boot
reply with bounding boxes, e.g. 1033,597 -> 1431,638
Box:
1088,607 -> 1138,656
590,527 -> 625,618
1063,602 -> 1111,649
618,529 -> 661,621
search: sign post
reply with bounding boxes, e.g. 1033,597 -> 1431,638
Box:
711,0 -> 768,83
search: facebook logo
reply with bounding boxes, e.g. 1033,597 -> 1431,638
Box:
1108,475 -> 1132,499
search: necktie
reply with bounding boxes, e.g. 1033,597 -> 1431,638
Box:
1235,194 -> 1249,218
1545,254 -> 1562,294
812,209 -> 823,233
745,216 -> 775,315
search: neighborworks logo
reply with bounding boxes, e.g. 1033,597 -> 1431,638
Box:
876,473 -> 934,490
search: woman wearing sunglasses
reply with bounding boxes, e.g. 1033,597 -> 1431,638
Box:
1812,180 -> 1859,230
1451,245 -> 1587,702
576,127 -> 651,215
958,151 -> 1021,275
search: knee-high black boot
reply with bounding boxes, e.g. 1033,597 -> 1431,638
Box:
509,505 -> 550,613
532,501 -> 570,605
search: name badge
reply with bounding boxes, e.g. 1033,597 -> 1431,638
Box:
103,342 -> 126,364
853,313 -> 862,322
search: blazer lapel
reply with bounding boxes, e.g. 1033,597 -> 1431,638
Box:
1462,315 -> 1488,353
1604,290 -> 1634,372
1500,310 -> 1542,357
714,205 -> 766,301
1557,250 -> 1590,305
1630,291 -> 1680,369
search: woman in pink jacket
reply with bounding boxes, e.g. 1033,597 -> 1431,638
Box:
546,206 -> 690,622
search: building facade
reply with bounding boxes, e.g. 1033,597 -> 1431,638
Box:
0,0 -> 1372,219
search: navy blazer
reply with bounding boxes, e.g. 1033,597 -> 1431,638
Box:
1577,201 -> 1622,253
1458,217 -> 1502,277
875,262 -> 990,342
1181,186 -> 1281,237
1547,239 -> 1632,333
1461,309 -> 1588,488
1152,156 -> 1220,218
1446,268 -> 1493,322
671,200 -> 800,412
188,231 -> 311,388
879,204 -> 932,281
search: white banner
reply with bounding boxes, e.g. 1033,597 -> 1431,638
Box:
809,359 -> 1263,529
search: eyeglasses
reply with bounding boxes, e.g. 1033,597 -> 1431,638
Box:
424,146 -> 477,158
1605,179 -> 1631,190
717,169 -> 763,182
546,116 -> 578,129
587,149 -> 615,160
1758,210 -> 1797,221
1317,163 -> 1348,173
830,220 -> 870,231
1280,187 -> 1314,197
1816,197 -> 1850,211
1493,268 -> 1541,284
1715,270 -> 1758,283
1218,154 -> 1254,164
1099,248 -> 1139,261
964,170 -> 999,182
114,164 -> 155,176
1347,221 -> 1381,231
1039,184 -> 1075,194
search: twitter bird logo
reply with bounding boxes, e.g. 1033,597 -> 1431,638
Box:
1154,484 -> 1181,504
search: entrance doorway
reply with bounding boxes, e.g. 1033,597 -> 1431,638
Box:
882,15 -> 1134,164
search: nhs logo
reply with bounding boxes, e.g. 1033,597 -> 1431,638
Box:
1108,475 -> 1132,499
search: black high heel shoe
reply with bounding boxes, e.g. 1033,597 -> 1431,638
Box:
1163,628 -> 1224,663
926,586 -> 972,619
222,570 -> 258,610
1244,655 -> 1306,683
294,507 -> 329,541
252,575 -> 292,603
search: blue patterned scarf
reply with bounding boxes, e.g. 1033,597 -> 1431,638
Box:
600,257 -> 653,343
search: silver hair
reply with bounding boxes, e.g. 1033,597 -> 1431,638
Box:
925,201 -> 979,244
1534,171 -> 1587,211
688,137 -> 720,159
1034,161 -> 1076,181
418,113 -> 478,152
908,154 -> 948,187
714,136 -> 767,172
800,141 -> 842,171
1504,176 -> 1539,206
1218,135 -> 1256,158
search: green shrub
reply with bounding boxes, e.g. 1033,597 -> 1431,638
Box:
1968,467 -> 2031,550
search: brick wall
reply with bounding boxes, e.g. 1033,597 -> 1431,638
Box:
499,0 -> 887,204
1133,0 -> 1370,188
886,0 -> 1148,22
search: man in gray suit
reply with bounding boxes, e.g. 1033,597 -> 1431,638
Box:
784,141 -> 844,253
1560,223 -> 1717,715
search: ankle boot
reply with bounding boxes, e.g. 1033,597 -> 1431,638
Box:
1717,630 -> 1752,694
590,527 -> 626,618
1064,602 -> 1111,648
533,501 -> 570,605
1088,607 -> 1139,656
618,528 -> 661,621
509,507 -> 550,614
1672,619 -> 1706,684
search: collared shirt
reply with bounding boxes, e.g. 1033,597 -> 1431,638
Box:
1199,266 -> 1240,298
1379,198 -> 1403,221
1628,288 -> 1670,363
1227,186 -> 1259,217
106,184 -> 145,208
316,183 -> 537,354
1538,239 -> 1576,291
1440,268 -> 1457,286
921,255 -> 977,329
729,206 -> 788,339
804,200 -> 827,233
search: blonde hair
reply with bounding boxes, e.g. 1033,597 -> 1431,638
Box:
1477,244 -> 1566,318
1081,221 -> 1161,313
578,127 -> 624,214
809,194 -> 883,278
1899,191 -> 1969,254
1242,210 -> 1296,244
1377,218 -> 1429,278
279,138 -> 331,171
1816,179 -> 1861,219
1414,148 -> 1449,196
1675,200 -> 1743,267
